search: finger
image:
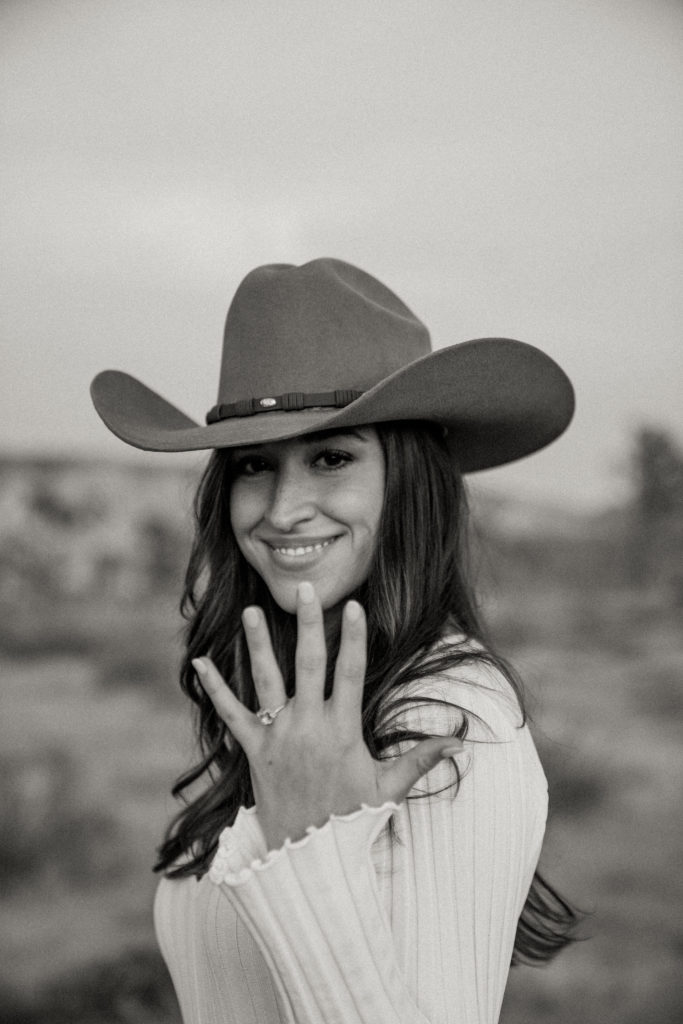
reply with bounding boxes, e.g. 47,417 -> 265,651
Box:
242,606 -> 287,710
294,581 -> 326,711
192,657 -> 258,751
380,738 -> 465,804
331,600 -> 367,724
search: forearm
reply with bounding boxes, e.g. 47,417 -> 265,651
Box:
210,802 -> 430,1024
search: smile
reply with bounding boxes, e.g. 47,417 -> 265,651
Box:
269,537 -> 339,557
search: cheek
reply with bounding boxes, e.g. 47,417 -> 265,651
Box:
229,483 -> 258,546
354,474 -> 385,552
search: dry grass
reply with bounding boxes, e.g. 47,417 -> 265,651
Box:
1,585 -> 681,1022
496,591 -> 683,1024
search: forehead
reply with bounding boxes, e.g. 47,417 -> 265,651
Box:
232,426 -> 377,454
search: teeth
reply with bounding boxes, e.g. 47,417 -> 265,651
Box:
273,538 -> 336,557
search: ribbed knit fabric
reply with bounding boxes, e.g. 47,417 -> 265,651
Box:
154,655 -> 548,1024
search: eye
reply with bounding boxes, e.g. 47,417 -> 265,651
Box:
313,448 -> 353,470
232,454 -> 272,477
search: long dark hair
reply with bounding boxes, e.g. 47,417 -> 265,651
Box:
154,420 -> 581,965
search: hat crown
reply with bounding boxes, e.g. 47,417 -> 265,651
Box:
90,256 -> 575,468
216,258 -> 431,405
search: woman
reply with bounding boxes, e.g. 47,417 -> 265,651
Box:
91,258 -> 579,1024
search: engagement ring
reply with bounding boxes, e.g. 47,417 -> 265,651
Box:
256,702 -> 288,725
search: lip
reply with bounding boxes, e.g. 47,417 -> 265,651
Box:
259,534 -> 343,567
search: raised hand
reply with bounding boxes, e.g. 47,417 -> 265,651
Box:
193,581 -> 463,851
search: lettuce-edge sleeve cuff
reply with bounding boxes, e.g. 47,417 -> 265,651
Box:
209,802 -> 428,1024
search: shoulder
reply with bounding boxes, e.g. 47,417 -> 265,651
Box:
376,632 -> 545,803
380,633 -> 524,743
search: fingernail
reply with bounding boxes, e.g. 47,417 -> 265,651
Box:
441,743 -> 464,757
345,600 -> 361,622
191,657 -> 207,677
243,606 -> 259,628
298,581 -> 315,604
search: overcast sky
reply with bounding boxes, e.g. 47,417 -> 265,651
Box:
2,0 -> 682,510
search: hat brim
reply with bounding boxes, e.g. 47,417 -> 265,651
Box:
90,338 -> 574,473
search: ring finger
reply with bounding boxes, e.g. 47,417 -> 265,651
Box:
242,606 -> 287,710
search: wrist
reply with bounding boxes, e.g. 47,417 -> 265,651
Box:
259,800 -> 363,852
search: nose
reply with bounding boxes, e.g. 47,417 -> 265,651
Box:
264,462 -> 317,532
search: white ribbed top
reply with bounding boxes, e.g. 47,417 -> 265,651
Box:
154,655 -> 548,1024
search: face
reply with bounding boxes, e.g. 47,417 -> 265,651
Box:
229,427 -> 385,613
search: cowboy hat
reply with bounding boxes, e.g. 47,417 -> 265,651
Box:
90,258 -> 574,473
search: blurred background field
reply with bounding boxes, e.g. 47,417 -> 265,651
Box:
1,428 -> 682,1023
4,2 -> 682,1020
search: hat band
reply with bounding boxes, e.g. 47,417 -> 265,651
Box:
206,389 -> 363,424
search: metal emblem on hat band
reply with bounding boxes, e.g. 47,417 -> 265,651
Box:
206,389 -> 363,424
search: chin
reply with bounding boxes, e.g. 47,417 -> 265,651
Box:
269,586 -> 299,615
265,577 -> 347,615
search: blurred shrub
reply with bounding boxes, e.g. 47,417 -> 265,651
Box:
0,748 -> 127,889
628,426 -> 683,591
29,478 -> 105,530
0,607 -> 98,659
94,614 -> 183,702
0,590 -> 184,704
138,516 -> 188,593
0,948 -> 180,1024
630,663 -> 683,721
536,740 -> 610,819
0,459 -> 194,626
96,651 -> 176,693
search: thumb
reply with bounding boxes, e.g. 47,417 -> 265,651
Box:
381,737 -> 464,803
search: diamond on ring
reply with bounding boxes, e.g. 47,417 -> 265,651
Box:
256,702 -> 287,725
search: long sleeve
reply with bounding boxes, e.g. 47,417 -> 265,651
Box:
208,658 -> 548,1024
